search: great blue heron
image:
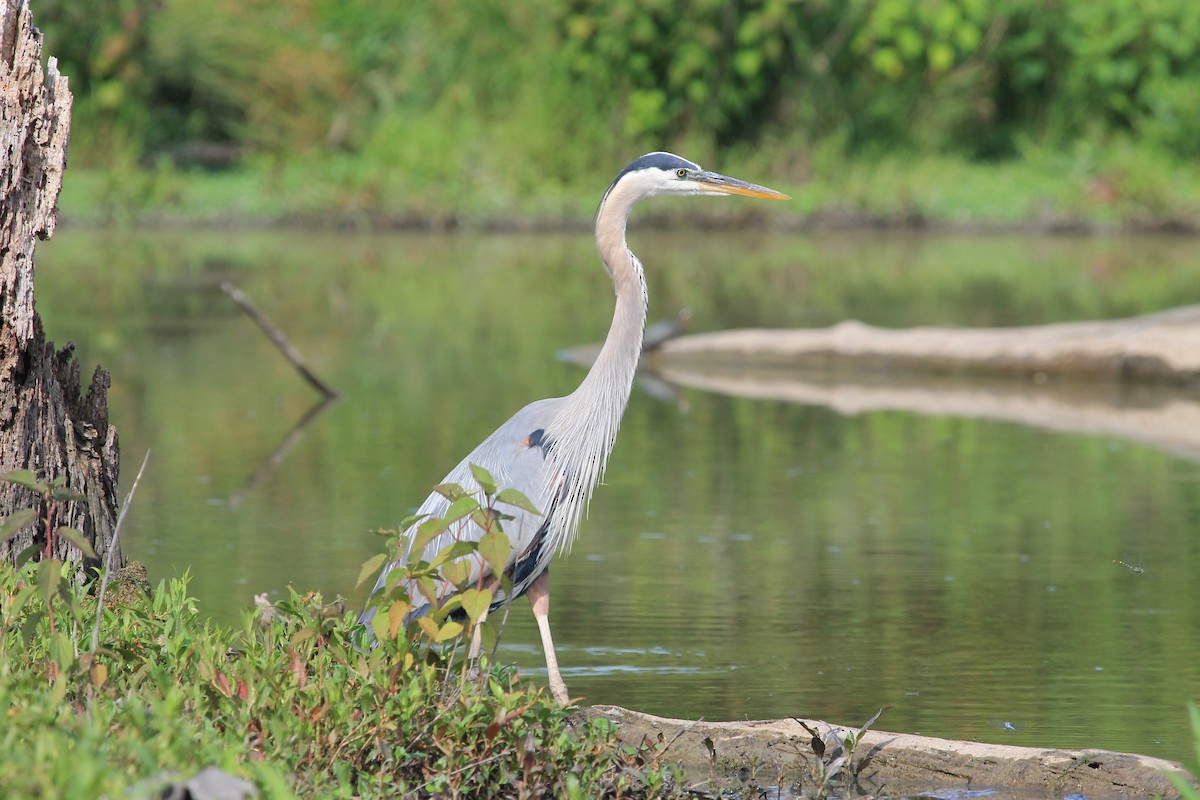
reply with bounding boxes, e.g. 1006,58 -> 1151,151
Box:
362,152 -> 788,703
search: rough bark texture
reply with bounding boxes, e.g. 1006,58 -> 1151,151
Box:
0,0 -> 120,572
591,706 -> 1194,799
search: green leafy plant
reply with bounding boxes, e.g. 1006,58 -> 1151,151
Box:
0,464 -> 684,797
358,463 -> 541,661
796,706 -> 890,799
1,469 -> 94,565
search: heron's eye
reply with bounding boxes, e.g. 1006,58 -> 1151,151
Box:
676,168 -> 687,178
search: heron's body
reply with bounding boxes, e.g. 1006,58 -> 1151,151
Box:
362,153 -> 787,703
372,397 -> 564,608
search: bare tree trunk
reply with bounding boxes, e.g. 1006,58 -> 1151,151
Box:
0,0 -> 121,573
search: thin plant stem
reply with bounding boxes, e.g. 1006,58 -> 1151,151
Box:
90,451 -> 150,653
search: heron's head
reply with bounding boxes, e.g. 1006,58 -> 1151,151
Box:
603,152 -> 790,206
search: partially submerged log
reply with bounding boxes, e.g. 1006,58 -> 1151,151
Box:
654,305 -> 1200,385
591,706 -> 1193,799
0,0 -> 121,570
560,307 -> 1200,462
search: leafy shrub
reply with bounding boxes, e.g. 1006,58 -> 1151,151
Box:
0,467 -> 682,798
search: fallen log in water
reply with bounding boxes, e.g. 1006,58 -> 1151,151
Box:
653,305 -> 1200,385
590,706 -> 1193,799
560,307 -> 1200,461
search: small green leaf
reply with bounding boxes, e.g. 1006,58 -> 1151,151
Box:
477,530 -> 511,580
383,567 -> 409,593
439,559 -> 471,588
430,539 -> 477,568
443,495 -> 481,527
56,526 -> 98,559
409,516 -> 450,557
433,483 -> 468,502
14,542 -> 39,568
857,705 -> 891,738
495,489 -> 541,516
416,616 -> 439,641
356,553 -> 388,587
400,511 -> 430,528
22,610 -> 45,645
90,661 -> 108,690
415,576 -> 439,607
8,582 -> 37,618
435,593 -> 462,615
460,588 -> 492,623
469,464 -> 498,496
434,620 -> 464,643
1,469 -> 45,492
37,558 -> 61,603
0,509 -> 37,544
51,486 -> 87,503
289,626 -> 316,648
387,600 -> 410,639
371,608 -> 391,642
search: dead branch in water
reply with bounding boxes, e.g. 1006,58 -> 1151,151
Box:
220,281 -> 340,399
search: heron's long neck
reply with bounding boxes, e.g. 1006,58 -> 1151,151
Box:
580,195 -> 648,421
544,186 -> 648,550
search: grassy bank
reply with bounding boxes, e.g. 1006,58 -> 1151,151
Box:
0,469 -> 684,797
58,144 -> 1200,233
0,559 -> 683,798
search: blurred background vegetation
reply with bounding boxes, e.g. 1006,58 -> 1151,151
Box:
37,0 -> 1200,226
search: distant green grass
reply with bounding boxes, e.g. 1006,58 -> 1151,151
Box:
58,145 -> 1200,232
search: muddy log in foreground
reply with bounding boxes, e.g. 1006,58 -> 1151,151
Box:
0,0 -> 121,570
653,305 -> 1200,385
591,706 -> 1192,799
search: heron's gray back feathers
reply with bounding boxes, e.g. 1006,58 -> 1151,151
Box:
369,397 -> 567,610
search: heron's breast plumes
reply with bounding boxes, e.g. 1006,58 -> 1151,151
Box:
541,249 -> 647,556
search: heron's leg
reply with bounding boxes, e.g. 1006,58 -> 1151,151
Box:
527,569 -> 570,705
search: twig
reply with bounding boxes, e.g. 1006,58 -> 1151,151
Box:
444,752 -> 507,780
90,450 -> 150,653
220,281 -> 340,399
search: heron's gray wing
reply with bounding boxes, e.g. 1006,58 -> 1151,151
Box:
364,397 -> 563,618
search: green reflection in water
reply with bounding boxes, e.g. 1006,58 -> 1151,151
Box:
36,228 -> 1200,762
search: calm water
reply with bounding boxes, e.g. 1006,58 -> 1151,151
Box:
38,228 -> 1200,763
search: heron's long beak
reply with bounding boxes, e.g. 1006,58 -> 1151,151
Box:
696,171 -> 790,200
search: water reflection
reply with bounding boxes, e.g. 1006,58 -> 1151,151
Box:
227,396 -> 338,510
34,229 -> 1200,764
648,365 -> 1200,462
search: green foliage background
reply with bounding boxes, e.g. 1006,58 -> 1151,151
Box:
37,0 -> 1200,221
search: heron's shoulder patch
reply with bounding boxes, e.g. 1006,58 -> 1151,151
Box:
519,428 -> 550,453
